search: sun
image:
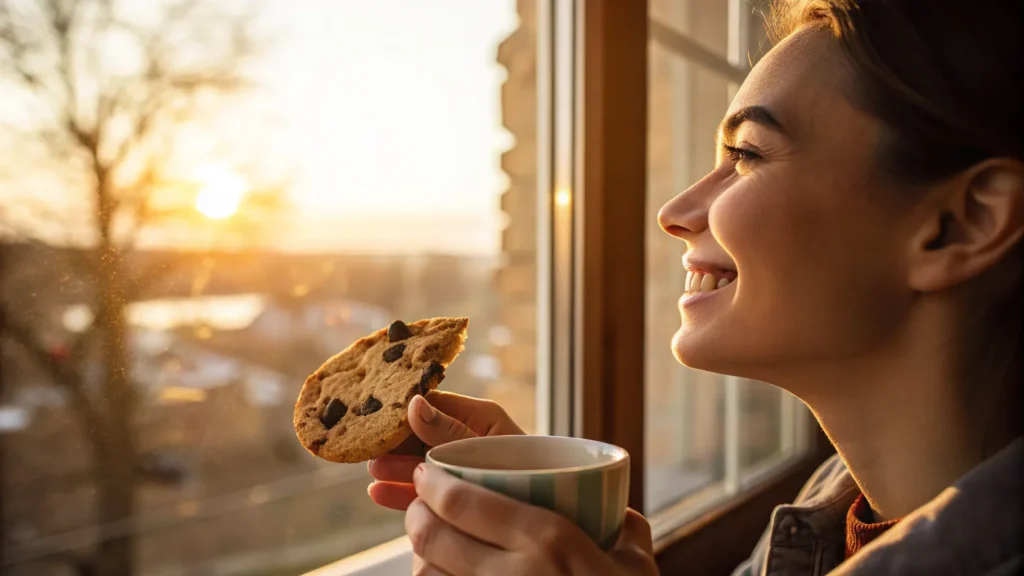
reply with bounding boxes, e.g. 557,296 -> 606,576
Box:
195,165 -> 247,220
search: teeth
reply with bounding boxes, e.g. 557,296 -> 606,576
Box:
700,273 -> 716,292
684,271 -> 735,294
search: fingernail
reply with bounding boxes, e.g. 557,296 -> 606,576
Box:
413,463 -> 425,483
415,396 -> 437,424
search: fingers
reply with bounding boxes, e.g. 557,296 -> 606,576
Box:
396,392 -> 523,456
412,463 -> 581,552
406,395 -> 480,447
368,455 -> 423,483
425,392 -> 525,437
412,555 -> 452,576
406,499 -> 503,576
366,455 -> 421,510
608,509 -> 658,574
621,509 -> 654,554
366,481 -> 417,511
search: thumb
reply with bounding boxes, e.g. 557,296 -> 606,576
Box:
407,394 -> 478,447
608,509 -> 657,573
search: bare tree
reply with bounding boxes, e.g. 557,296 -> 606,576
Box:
0,0 -> 282,574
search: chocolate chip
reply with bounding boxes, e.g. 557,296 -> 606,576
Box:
320,398 -> 347,429
310,438 -> 327,454
391,402 -> 403,409
354,395 -> 383,416
418,361 -> 445,395
387,320 -> 412,342
383,343 -> 406,363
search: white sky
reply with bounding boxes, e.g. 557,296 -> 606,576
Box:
256,0 -> 517,254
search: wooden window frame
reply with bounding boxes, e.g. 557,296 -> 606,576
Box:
574,1 -> 833,574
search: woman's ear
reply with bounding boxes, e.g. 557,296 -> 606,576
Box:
907,160 -> 1024,293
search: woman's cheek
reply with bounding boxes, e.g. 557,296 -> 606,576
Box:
709,180 -> 777,254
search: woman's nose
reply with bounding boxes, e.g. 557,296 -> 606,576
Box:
657,181 -> 712,240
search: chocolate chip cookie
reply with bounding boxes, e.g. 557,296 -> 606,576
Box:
293,317 -> 468,463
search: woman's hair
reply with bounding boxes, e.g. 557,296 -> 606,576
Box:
768,0 -> 1023,437
767,0 -> 1021,185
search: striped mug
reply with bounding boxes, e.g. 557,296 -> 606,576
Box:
425,435 -> 630,550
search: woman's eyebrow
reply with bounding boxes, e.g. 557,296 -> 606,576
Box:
719,105 -> 785,143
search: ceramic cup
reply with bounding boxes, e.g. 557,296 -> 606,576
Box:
425,435 -> 630,550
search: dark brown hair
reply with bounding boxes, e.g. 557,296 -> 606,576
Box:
768,0 -> 1022,184
769,0 -> 1023,438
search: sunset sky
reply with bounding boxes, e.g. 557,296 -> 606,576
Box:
0,0 -> 520,256
253,0 -> 518,254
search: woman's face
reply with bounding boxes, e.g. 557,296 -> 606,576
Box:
659,28 -> 918,388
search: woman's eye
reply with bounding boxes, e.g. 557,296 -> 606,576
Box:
723,144 -> 761,165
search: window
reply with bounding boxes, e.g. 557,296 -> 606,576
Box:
645,0 -> 812,534
0,1 -> 540,575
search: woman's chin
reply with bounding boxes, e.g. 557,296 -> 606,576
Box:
671,326 -> 754,378
671,327 -> 719,371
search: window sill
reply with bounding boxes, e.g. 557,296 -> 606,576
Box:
305,536 -> 412,576
654,436 -> 832,575
651,452 -> 806,549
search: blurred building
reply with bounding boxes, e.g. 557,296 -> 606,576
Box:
490,0 -> 539,434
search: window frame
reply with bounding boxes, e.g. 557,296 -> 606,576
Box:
309,0 -> 830,573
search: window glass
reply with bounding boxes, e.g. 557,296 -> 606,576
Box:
649,0 -> 730,59
646,36 -> 731,514
0,0 -> 538,574
645,0 -> 808,517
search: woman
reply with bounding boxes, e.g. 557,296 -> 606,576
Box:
367,1 -> 1023,574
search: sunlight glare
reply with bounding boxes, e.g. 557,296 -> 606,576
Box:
195,165 -> 247,220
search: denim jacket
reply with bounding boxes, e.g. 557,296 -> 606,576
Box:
730,437 -> 1024,576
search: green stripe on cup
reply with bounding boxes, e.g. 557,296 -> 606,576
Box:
602,464 -> 623,545
529,474 -> 556,511
576,469 -> 604,543
482,474 -> 508,497
446,469 -> 463,479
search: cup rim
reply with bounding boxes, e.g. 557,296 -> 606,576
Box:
425,435 -> 629,476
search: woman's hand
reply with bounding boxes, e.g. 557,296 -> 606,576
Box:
367,391 -> 525,511
406,463 -> 658,576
